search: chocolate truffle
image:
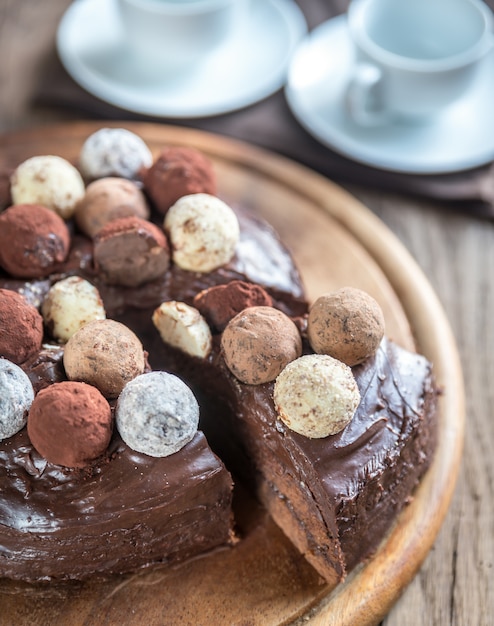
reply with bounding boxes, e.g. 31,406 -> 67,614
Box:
0,289 -> 44,364
27,381 -> 112,468
274,354 -> 360,438
142,146 -> 216,215
94,216 -> 170,287
116,372 -> 199,457
79,128 -> 153,181
308,287 -> 385,366
10,155 -> 85,220
193,280 -> 273,332
41,277 -> 106,343
164,193 -> 239,273
74,177 -> 150,238
63,319 -> 145,398
0,204 -> 70,278
221,306 -> 302,385
0,358 -> 35,441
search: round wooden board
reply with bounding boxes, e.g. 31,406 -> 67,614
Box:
0,122 -> 464,626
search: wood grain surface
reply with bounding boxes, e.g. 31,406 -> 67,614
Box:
0,2 -> 493,625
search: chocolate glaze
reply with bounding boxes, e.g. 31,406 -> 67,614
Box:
0,206 -> 304,582
0,202 -> 437,585
0,426 -> 233,582
139,334 -> 437,584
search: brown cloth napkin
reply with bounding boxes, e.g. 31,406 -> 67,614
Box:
34,0 -> 494,218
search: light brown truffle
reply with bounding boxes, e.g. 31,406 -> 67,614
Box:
0,204 -> 70,278
27,381 -> 113,468
94,216 -> 170,287
0,289 -> 44,364
221,306 -> 302,385
74,177 -> 150,238
142,146 -> 216,215
193,280 -> 273,332
307,287 -> 385,366
63,319 -> 145,398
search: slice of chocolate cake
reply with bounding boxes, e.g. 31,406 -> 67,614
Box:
142,328 -> 436,585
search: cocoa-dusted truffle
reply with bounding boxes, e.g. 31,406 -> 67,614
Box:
63,319 -> 145,398
74,177 -> 150,238
221,306 -> 302,385
94,216 -> 170,287
79,128 -> 153,181
142,146 -> 216,215
193,280 -> 273,332
308,287 -> 385,366
0,204 -> 70,278
10,155 -> 85,220
27,381 -> 112,468
0,289 -> 44,364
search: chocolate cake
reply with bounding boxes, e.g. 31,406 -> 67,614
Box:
0,128 -> 437,586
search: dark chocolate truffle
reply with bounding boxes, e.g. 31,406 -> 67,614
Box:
0,203 -> 70,278
0,289 -> 44,364
27,380 -> 113,468
194,280 -> 273,332
142,146 -> 216,215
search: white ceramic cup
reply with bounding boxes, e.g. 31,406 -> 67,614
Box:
116,0 -> 246,73
345,0 -> 494,125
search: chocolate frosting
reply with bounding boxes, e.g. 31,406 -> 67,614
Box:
143,334 -> 437,583
0,427 -> 232,582
0,205 -> 304,582
0,201 -> 436,585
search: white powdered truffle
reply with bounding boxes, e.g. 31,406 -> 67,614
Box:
42,276 -> 106,342
164,193 -> 239,272
10,155 -> 85,220
152,301 -> 212,358
0,358 -> 35,441
274,354 -> 360,438
116,371 -> 199,457
79,128 -> 153,180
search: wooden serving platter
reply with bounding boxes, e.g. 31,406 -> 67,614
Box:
0,122 -> 464,625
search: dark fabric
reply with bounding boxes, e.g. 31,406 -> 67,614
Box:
34,0 -> 494,218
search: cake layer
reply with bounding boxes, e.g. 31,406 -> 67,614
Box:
0,427 -> 232,582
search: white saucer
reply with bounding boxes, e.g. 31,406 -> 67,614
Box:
285,15 -> 494,174
56,0 -> 306,119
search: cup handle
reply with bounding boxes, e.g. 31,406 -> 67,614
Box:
345,63 -> 389,126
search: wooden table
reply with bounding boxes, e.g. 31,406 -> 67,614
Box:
0,2 -> 492,625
